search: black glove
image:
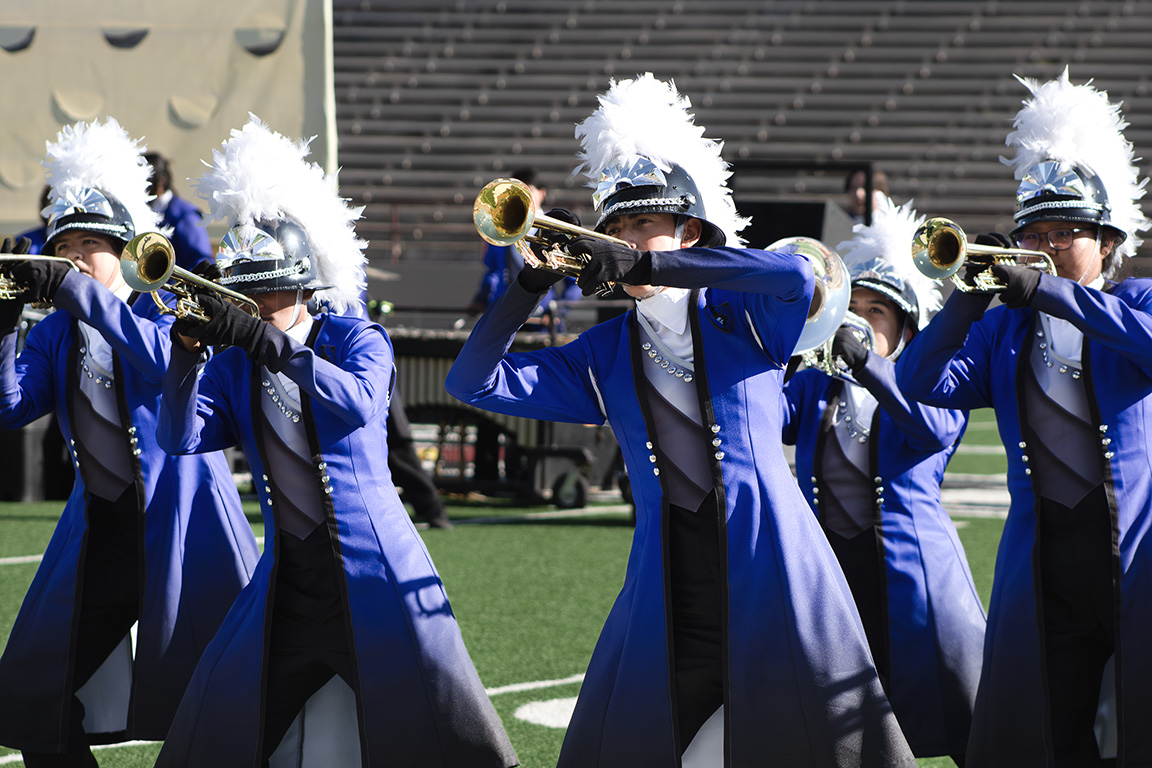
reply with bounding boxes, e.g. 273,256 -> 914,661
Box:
1,236 -> 31,256
172,292 -> 271,360
518,209 -> 583,294
10,258 -> 73,305
990,264 -> 1041,309
191,259 -> 224,282
568,237 -> 652,296
831,325 -> 869,374
974,232 -> 1013,249
532,208 -> 580,256
0,237 -> 30,328
958,232 -> 1012,293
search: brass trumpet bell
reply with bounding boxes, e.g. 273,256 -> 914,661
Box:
912,217 -> 1056,293
473,178 -> 631,295
121,232 -> 260,322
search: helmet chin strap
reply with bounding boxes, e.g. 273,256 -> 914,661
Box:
285,288 -> 305,328
887,315 -> 911,362
1073,229 -> 1104,286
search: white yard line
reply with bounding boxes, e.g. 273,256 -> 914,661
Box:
486,673 -> 584,696
0,555 -> 42,566
0,676 -> 589,764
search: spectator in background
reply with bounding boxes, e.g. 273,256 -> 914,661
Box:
388,386 -> 452,529
144,151 -> 215,272
15,185 -> 50,255
844,167 -> 891,224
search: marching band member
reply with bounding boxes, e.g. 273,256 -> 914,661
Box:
447,73 -> 916,767
782,197 -> 985,765
154,116 -> 516,768
0,119 -> 259,766
897,69 -> 1152,766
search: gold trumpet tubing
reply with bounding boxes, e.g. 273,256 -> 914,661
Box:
962,251 -> 1057,293
518,240 -> 616,297
0,254 -> 80,306
122,232 -> 260,322
912,216 -> 1056,294
474,178 -> 626,297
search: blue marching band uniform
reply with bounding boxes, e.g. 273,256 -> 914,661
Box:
0,272 -> 259,752
782,350 -> 985,758
782,195 -> 986,762
6,71 -> 1151,767
447,245 -> 917,766
156,311 -> 515,767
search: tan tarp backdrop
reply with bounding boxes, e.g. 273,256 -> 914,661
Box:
0,0 -> 334,239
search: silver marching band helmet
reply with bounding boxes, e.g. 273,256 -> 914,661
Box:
44,187 -> 136,251
215,218 -> 329,297
192,115 -> 367,314
850,257 -> 924,331
1003,69 -> 1149,278
38,117 -> 161,255
592,159 -> 727,248
1010,160 -> 1122,245
575,73 -> 750,249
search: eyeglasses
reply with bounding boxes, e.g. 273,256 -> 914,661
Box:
1012,228 -> 1095,251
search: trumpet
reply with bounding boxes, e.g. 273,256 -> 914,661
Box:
912,217 -> 1056,293
473,178 -> 630,296
120,232 -> 260,323
0,254 -> 80,307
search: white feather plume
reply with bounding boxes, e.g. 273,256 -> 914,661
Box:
573,73 -> 749,246
837,196 -> 941,328
1003,67 -> 1149,261
192,115 -> 367,314
42,117 -> 161,237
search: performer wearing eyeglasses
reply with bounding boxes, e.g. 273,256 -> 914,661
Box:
448,74 -> 916,767
0,119 -> 258,767
898,69 -> 1152,766
783,197 -> 985,766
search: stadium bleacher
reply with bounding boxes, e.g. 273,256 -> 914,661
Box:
332,0 -> 1152,281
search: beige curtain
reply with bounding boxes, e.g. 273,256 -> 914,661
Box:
0,0 -> 334,238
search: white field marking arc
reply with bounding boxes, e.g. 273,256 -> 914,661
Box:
0,676 -> 588,764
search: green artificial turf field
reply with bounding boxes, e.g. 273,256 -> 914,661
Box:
0,411 -> 1009,766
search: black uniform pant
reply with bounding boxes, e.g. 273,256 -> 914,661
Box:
260,525 -> 355,765
1038,486 -> 1116,768
668,492 -> 724,751
23,486 -> 141,768
826,526 -> 888,681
